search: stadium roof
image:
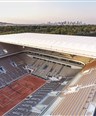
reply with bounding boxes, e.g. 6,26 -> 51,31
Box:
0,33 -> 96,58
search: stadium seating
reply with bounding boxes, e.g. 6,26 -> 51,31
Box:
0,43 -> 82,116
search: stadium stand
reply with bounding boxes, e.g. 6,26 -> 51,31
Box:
0,42 -> 87,116
50,61 -> 96,116
0,43 -> 23,57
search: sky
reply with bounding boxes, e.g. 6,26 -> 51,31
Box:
0,1 -> 96,24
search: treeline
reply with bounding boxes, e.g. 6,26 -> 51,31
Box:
0,25 -> 96,36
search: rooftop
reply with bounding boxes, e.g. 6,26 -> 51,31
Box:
0,33 -> 96,58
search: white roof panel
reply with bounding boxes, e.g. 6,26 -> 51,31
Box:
0,33 -> 96,58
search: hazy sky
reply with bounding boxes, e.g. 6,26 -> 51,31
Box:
0,1 -> 96,24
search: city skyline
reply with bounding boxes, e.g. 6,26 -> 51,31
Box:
0,1 -> 96,24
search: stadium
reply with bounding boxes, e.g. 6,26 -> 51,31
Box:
0,33 -> 96,116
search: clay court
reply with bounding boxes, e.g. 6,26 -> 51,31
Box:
0,75 -> 46,115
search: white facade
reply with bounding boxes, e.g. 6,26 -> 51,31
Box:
0,33 -> 96,58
